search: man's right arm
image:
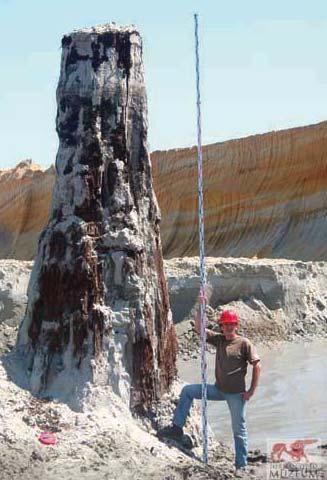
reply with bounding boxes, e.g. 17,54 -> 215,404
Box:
194,308 -> 220,346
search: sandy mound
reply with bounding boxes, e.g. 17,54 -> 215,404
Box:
0,354 -> 244,480
165,257 -> 327,358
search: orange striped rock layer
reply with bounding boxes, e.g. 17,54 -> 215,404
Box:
151,121 -> 327,260
2,121 -> 327,260
0,160 -> 55,259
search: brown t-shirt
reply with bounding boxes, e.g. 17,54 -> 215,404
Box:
207,333 -> 260,394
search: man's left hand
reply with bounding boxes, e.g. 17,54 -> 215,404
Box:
242,390 -> 254,401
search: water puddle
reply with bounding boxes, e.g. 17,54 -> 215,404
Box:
178,339 -> 327,450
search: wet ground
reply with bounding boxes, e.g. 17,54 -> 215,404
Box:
178,339 -> 327,451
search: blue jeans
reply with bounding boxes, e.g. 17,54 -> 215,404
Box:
173,383 -> 248,468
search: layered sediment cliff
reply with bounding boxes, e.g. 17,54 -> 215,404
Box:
2,120 -> 327,260
152,121 -> 327,260
0,160 -> 55,259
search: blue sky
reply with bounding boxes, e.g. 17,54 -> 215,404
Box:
1,0 -> 327,169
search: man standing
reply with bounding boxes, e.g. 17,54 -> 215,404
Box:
161,305 -> 261,476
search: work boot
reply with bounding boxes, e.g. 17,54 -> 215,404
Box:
158,424 -> 193,450
158,424 -> 183,440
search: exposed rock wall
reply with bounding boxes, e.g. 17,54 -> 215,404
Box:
152,121 -> 327,260
2,120 -> 327,261
15,24 -> 177,410
0,160 -> 55,259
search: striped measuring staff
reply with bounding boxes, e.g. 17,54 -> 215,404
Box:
194,13 -> 209,465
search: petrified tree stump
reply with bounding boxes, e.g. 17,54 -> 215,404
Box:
16,24 -> 177,410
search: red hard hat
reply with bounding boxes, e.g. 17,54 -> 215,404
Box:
219,310 -> 239,324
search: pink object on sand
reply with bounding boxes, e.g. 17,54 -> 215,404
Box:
38,431 -> 57,445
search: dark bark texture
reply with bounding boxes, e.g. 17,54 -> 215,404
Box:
17,24 -> 178,411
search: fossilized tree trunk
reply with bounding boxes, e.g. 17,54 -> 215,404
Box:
16,24 -> 178,411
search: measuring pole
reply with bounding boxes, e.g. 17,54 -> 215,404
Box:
194,13 -> 208,465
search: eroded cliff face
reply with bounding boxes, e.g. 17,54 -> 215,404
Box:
1,121 -> 327,261
152,121 -> 327,260
0,160 -> 55,259
15,24 -> 177,410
